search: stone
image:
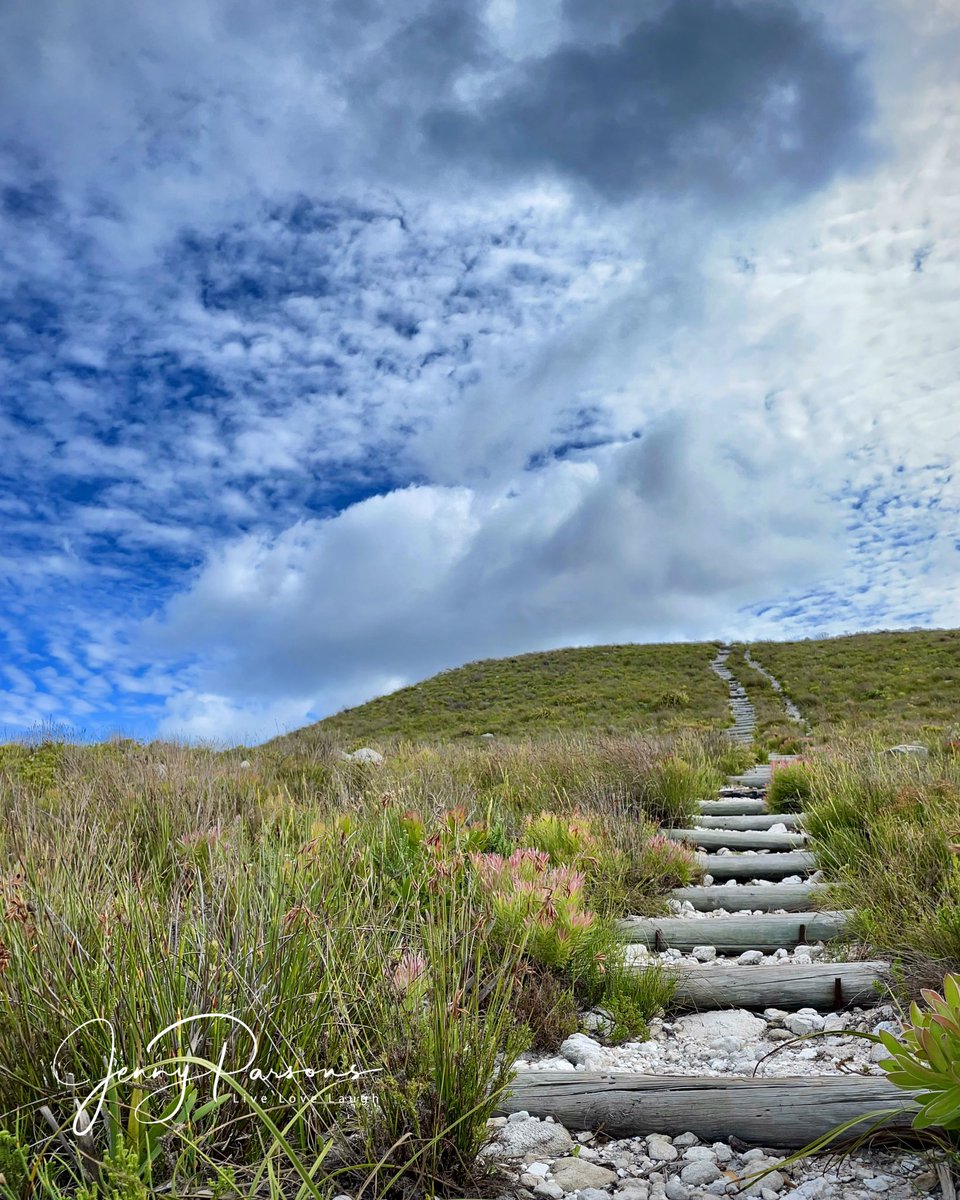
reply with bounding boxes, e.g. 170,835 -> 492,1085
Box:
582,1009 -> 614,1035
527,1163 -> 551,1177
682,1147 -> 715,1161
615,1185 -> 650,1200
712,1144 -> 733,1164
675,1010 -> 766,1042
883,743 -> 928,758
509,1111 -> 531,1122
489,1117 -> 574,1160
766,1028 -> 796,1043
549,1158 -> 618,1192
664,1180 -> 690,1200
534,1184 -> 564,1200
239,759 -> 251,769
691,945 -> 718,963
783,1014 -> 824,1037
680,1161 -> 723,1186
579,1190 -> 612,1200
646,1138 -> 679,1163
673,1133 -> 700,1148
738,951 -> 764,965
559,1033 -> 605,1066
347,747 -> 384,764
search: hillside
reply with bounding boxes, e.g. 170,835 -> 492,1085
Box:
743,627 -> 960,740
274,642 -> 729,747
273,627 -> 960,750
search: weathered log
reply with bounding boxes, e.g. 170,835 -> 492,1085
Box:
496,1071 -> 913,1147
698,851 -> 816,880
728,772 -> 773,788
669,828 -> 808,851
699,798 -> 768,815
695,813 -> 805,831
670,883 -> 821,912
662,961 -> 891,1011
617,911 -> 851,952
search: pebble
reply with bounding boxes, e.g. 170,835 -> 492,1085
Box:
738,950 -> 764,965
647,1138 -> 679,1163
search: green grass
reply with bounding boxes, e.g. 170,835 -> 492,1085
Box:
0,732 -> 717,1199
270,628 -> 960,754
274,642 -> 729,748
745,628 -> 960,743
801,740 -> 960,988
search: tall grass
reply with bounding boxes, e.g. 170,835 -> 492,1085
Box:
797,742 -> 960,988
0,732 -> 705,1197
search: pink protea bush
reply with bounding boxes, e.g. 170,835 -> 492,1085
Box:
469,848 -> 602,970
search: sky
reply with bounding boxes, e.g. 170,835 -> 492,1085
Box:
1,0 -> 958,745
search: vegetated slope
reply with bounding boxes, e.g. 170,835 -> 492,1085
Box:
278,642 -> 729,747
745,628 -> 960,741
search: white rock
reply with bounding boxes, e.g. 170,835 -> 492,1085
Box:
675,1009 -> 766,1042
647,1138 -> 679,1163
549,1158 -> 618,1192
691,945 -> 717,962
784,1014 -> 824,1037
342,747 -> 384,764
682,1146 -> 716,1161
488,1117 -> 574,1160
534,1183 -> 563,1200
559,1033 -> 604,1067
680,1160 -> 723,1186
664,1180 -> 689,1200
738,950 -> 764,966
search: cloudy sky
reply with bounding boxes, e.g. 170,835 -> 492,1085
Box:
1,0 -> 958,745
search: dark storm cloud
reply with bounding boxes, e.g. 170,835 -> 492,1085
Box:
424,0 -> 873,204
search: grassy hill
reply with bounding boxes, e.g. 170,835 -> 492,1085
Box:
275,627 -> 960,750
276,642 -> 729,748
742,628 -> 960,741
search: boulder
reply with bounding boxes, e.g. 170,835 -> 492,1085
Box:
559,1033 -> 604,1067
549,1158 -> 618,1191
343,747 -> 384,764
674,1010 -> 766,1043
488,1117 -> 574,1160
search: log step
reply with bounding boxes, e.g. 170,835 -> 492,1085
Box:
699,798 -> 768,816
728,771 -> 773,788
618,911 -> 851,953
497,1072 -> 913,1147
698,851 -> 815,880
694,813 -> 805,831
665,960 -> 890,1011
668,828 -> 808,852
670,882 -> 821,912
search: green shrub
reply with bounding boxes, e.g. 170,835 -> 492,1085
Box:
766,763 -> 813,813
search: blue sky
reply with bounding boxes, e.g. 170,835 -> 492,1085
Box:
1,0 -> 958,745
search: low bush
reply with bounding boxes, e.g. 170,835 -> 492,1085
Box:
766,763 -> 813,813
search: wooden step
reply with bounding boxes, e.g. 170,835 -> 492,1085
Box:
695,813 -> 804,831
698,851 -> 815,880
728,771 -> 772,788
671,882 -> 820,912
498,1072 -> 912,1147
618,911 -> 850,953
665,960 -> 890,1011
668,828 -> 808,852
699,798 -> 768,816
